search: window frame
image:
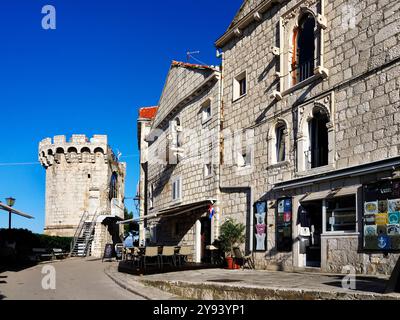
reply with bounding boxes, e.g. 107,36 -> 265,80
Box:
204,162 -> 213,178
171,176 -> 182,202
201,99 -> 212,124
233,71 -> 247,101
322,195 -> 358,235
275,124 -> 286,163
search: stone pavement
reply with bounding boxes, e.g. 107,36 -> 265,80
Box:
108,265 -> 400,300
0,258 -> 144,300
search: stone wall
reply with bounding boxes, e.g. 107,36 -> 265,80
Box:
39,134 -> 126,237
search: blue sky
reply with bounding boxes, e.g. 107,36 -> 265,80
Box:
0,0 -> 242,233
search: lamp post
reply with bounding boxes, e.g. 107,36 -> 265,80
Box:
6,197 -> 15,229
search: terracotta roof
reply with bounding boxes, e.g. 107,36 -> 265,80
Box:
171,60 -> 217,71
138,106 -> 158,120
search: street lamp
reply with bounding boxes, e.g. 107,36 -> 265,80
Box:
6,197 -> 15,229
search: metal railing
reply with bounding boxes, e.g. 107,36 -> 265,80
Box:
290,59 -> 315,84
83,209 -> 100,257
70,211 -> 88,255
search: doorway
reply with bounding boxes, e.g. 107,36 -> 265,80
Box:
200,217 -> 211,263
300,200 -> 322,267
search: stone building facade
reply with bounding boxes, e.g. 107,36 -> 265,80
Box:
139,0 -> 400,275
138,61 -> 222,263
39,134 -> 126,257
215,0 -> 400,275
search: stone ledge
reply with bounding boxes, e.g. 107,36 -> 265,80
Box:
139,278 -> 400,300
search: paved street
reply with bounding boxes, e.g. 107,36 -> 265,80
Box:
0,258 -> 144,300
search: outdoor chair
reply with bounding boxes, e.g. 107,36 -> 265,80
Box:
126,247 -> 141,268
142,246 -> 160,270
159,246 -> 176,269
176,246 -> 191,267
233,247 -> 255,269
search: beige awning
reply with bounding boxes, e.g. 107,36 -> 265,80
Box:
301,190 -> 331,202
116,199 -> 217,224
0,202 -> 34,219
329,185 -> 361,198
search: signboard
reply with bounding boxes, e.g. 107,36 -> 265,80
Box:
276,198 -> 293,252
254,201 -> 266,251
102,243 -> 114,261
363,179 -> 400,251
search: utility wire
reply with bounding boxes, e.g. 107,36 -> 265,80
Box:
0,162 -> 40,167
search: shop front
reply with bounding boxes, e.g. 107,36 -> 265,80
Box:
270,157 -> 400,275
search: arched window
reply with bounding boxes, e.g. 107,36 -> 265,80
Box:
309,108 -> 328,168
109,172 -> 118,201
293,13 -> 316,84
275,123 -> 286,162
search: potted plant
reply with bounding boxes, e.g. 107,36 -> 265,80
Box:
218,219 -> 246,269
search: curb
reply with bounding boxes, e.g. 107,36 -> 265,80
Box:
104,265 -> 180,300
139,278 -> 400,300
104,266 -> 152,300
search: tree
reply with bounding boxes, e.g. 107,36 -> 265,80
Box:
123,208 -> 138,234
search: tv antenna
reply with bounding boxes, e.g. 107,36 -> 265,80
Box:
186,50 -> 200,62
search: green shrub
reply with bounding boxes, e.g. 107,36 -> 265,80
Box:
218,219 -> 246,257
0,228 -> 72,252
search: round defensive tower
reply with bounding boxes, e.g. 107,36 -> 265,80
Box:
39,134 -> 126,239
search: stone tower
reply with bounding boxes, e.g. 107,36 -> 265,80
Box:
39,134 -> 126,257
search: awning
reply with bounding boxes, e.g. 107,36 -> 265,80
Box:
300,185 -> 361,202
116,199 -> 216,225
301,190 -> 331,202
329,185 -> 361,198
96,214 -> 123,223
273,156 -> 400,191
0,202 -> 34,219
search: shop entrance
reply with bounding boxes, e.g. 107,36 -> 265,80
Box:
200,217 -> 212,263
300,200 -> 322,267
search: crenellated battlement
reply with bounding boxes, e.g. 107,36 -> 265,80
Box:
39,134 -> 110,167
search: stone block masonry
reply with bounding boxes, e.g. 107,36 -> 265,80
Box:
39,134 -> 126,258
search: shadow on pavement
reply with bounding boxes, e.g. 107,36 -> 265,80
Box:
322,275 -> 388,294
117,260 -> 218,276
0,261 -> 37,274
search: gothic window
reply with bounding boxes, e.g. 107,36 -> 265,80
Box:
275,124 -> 286,163
292,13 -> 316,85
309,108 -> 329,168
109,172 -> 118,201
278,0 -> 328,95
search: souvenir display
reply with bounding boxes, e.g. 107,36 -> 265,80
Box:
363,180 -> 400,251
254,203 -> 266,251
276,198 -> 292,252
